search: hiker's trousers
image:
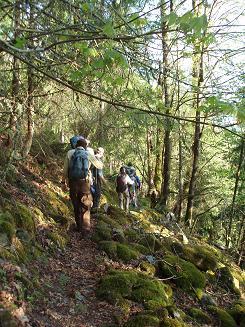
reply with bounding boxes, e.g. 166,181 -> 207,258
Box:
69,179 -> 92,233
118,189 -> 130,213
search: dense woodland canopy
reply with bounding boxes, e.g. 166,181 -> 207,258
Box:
0,0 -> 244,263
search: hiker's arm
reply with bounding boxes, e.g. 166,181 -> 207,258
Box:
88,153 -> 103,169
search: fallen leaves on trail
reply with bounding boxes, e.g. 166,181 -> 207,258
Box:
27,227 -> 115,327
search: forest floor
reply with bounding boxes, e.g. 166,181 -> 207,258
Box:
28,220 -> 115,327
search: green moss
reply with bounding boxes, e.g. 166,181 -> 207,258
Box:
117,243 -> 139,262
97,270 -> 172,310
0,211 -> 15,225
0,246 -> 16,261
0,309 -> 17,327
44,188 -> 70,217
139,234 -> 162,252
97,270 -> 138,303
0,221 -> 15,241
124,313 -> 160,327
124,229 -> 139,242
92,221 -> 112,242
171,242 -> 219,272
99,214 -> 123,229
107,205 -> 132,225
11,237 -> 30,263
99,241 -> 141,263
47,231 -> 67,249
228,299 -> 245,325
188,307 -> 211,324
216,266 -> 240,295
208,306 -> 236,327
130,243 -> 149,254
131,278 -> 172,307
160,318 -> 188,327
99,241 -> 118,258
14,203 -> 35,233
114,298 -> 131,325
139,261 -> 156,276
158,255 -> 206,291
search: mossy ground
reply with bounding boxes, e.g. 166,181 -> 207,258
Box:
208,306 -> 237,327
158,255 -> 206,291
97,270 -> 173,310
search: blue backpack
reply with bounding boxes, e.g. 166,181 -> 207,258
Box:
68,148 -> 89,180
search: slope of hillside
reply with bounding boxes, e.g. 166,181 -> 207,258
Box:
0,144 -> 244,327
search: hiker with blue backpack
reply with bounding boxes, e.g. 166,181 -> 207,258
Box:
116,167 -> 134,213
63,137 -> 103,237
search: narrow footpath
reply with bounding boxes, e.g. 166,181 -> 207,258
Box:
28,223 -> 115,327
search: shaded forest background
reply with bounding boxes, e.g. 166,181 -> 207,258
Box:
0,0 -> 244,265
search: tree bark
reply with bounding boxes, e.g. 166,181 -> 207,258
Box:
185,0 -> 204,227
146,127 -> 155,194
8,0 -> 21,145
22,0 -> 35,157
160,0 -> 171,207
227,139 -> 245,247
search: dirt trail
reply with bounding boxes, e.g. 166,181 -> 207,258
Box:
28,224 -> 114,327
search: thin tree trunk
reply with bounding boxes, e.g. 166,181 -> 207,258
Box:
227,139 -> 245,247
97,101 -> 105,146
185,0 -> 204,227
22,0 -> 35,157
154,126 -> 162,193
146,128 -> 155,194
160,0 -> 171,207
8,0 -> 21,145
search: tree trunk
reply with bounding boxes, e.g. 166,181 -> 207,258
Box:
185,0 -> 204,227
160,0 -> 171,207
22,0 -> 35,157
146,128 -> 155,194
227,139 -> 245,248
154,126 -> 162,193
8,0 -> 21,145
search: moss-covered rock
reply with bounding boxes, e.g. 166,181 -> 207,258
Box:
92,221 -> 113,243
188,307 -> 211,324
208,306 -> 236,327
139,261 -> 156,276
124,313 -> 160,327
97,270 -> 138,303
107,205 -> 132,225
216,266 -> 240,295
14,203 -> 35,233
228,299 -> 245,325
99,241 -> 142,263
131,278 -> 172,310
0,221 -> 15,241
171,242 -> 219,271
97,270 -> 172,310
0,211 -> 16,242
158,255 -> 206,291
160,318 -> 188,327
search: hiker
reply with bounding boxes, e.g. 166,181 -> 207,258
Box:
125,163 -> 138,208
62,138 -> 103,236
91,147 -> 105,209
116,166 -> 134,213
